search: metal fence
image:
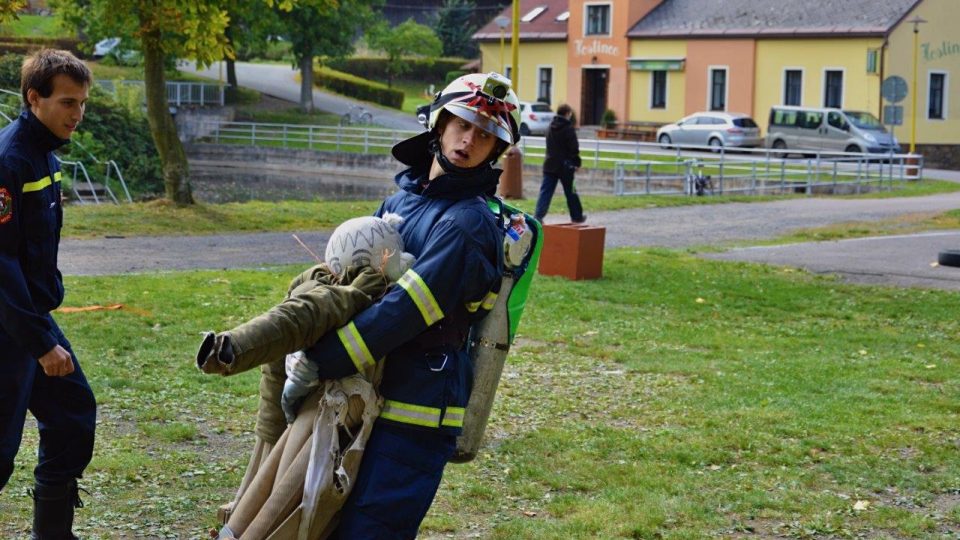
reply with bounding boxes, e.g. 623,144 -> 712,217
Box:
190,119 -> 926,197
98,80 -> 225,107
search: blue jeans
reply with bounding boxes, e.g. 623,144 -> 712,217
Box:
534,171 -> 584,222
0,316 -> 97,489
333,422 -> 456,539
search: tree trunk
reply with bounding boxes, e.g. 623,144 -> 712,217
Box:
225,25 -> 238,104
143,34 -> 193,204
299,54 -> 314,113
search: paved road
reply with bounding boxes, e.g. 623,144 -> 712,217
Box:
181,61 -> 423,132
61,191 -> 960,290
704,231 -> 960,290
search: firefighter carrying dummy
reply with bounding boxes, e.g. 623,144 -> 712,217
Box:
199,72 -> 541,539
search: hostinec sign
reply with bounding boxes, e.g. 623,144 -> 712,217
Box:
574,39 -> 619,58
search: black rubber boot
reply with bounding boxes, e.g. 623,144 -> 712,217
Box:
31,479 -> 82,540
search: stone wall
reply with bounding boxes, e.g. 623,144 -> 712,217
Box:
917,145 -> 960,170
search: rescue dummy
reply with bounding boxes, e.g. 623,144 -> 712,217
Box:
194,213 -> 413,539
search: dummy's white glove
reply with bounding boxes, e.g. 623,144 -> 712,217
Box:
281,351 -> 321,424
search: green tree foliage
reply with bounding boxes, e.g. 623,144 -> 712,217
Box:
0,2 -> 27,25
366,18 -> 442,87
434,0 -> 478,58
51,0 -> 296,204
280,0 -> 379,112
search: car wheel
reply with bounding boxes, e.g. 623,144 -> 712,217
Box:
520,124 -> 531,136
709,138 -> 723,152
938,249 -> 960,267
845,144 -> 861,153
658,134 -> 672,148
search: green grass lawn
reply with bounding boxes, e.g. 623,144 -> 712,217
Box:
0,249 -> 957,538
0,14 -> 71,38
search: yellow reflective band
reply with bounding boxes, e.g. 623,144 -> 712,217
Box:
441,406 -> 465,427
397,270 -> 444,326
336,322 -> 375,373
466,300 -> 481,313
480,291 -> 497,310
22,172 -> 61,193
380,400 -> 441,428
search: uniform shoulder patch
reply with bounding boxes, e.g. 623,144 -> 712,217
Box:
0,187 -> 12,225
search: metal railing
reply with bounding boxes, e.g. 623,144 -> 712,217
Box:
190,119 -> 926,197
191,119 -> 413,154
97,80 -> 225,107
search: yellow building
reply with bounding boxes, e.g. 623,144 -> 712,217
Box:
477,0 -> 959,167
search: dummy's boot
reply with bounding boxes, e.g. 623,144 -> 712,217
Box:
196,332 -> 235,375
31,479 -> 82,540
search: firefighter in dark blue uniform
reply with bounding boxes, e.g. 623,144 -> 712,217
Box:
280,72 -> 522,538
0,49 -> 96,539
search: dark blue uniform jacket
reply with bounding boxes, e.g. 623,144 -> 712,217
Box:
0,109 -> 67,359
306,163 -> 505,435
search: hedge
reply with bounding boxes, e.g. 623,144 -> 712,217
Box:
0,36 -> 83,57
314,66 -> 404,109
324,57 -> 471,85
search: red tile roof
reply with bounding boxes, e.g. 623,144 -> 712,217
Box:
473,0 -> 569,42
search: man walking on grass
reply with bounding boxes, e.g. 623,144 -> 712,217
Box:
0,49 -> 96,539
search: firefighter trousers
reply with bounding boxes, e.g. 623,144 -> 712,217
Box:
0,316 -> 96,490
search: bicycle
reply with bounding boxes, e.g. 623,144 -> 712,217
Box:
686,161 -> 714,196
340,105 -> 373,126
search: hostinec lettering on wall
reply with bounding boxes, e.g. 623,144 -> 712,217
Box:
922,41 -> 960,62
574,39 -> 619,58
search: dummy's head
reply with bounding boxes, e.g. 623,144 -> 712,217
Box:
325,213 -> 415,281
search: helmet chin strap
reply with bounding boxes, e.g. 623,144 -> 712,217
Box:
429,135 -> 493,176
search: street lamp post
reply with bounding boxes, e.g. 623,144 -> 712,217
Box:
908,15 -> 927,154
495,15 -> 510,75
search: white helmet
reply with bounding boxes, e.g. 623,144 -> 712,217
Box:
394,72 -> 521,169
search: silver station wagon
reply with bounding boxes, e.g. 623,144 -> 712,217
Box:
657,112 -> 763,150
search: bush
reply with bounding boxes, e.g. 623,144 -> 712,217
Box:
0,52 -> 23,91
601,108 -> 617,129
314,66 -> 404,109
0,36 -> 83,57
444,70 -> 466,84
325,56 -> 470,86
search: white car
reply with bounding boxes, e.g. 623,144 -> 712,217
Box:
518,102 -> 555,136
92,38 -> 121,58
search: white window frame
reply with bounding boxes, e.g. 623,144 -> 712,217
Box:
583,2 -> 613,37
536,64 -> 554,105
822,67 -> 845,109
927,70 -> 949,121
707,66 -> 729,112
650,70 -> 668,110
782,67 -> 804,106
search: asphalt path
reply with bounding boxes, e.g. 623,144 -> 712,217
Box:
60,190 -> 960,293
704,231 -> 960,290
181,61 -> 423,132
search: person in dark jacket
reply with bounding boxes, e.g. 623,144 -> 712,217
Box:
280,72 -> 522,539
534,103 -> 585,223
0,49 -> 95,539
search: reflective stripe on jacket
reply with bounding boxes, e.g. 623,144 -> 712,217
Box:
306,163 -> 505,434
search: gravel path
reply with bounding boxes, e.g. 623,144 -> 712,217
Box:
60,190 -> 960,277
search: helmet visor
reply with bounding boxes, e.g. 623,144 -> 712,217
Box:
444,103 -> 514,146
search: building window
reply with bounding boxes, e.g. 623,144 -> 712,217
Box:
709,68 -> 726,111
538,67 -> 553,104
505,66 -> 512,82
866,49 -> 879,74
929,72 -> 946,120
651,70 -> 666,109
784,69 -> 802,106
585,4 -> 610,35
824,70 -> 843,108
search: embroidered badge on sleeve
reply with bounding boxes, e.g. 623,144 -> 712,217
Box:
0,187 -> 12,225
